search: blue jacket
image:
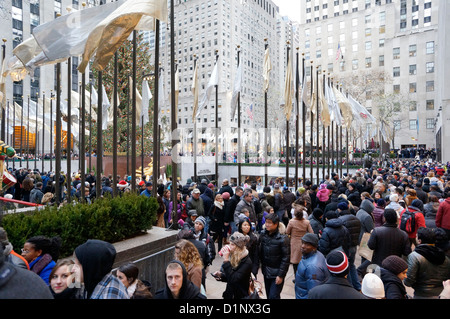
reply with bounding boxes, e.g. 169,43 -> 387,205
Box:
295,250 -> 329,299
29,255 -> 56,286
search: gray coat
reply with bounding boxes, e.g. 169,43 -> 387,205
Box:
356,199 -> 375,242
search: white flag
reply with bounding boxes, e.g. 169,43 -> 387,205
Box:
197,59 -> 219,119
263,47 -> 271,93
101,85 -> 111,130
229,60 -> 242,119
191,61 -> 199,122
140,79 -> 152,127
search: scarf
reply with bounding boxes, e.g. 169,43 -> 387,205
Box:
30,253 -> 53,275
214,201 -> 224,209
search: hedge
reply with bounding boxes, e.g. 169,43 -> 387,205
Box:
1,193 -> 158,258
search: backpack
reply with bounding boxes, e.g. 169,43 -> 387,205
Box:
399,208 -> 416,233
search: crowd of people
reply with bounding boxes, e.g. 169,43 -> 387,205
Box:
1,157 -> 450,300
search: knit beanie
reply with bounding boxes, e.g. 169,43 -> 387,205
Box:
381,255 -> 408,275
221,192 -> 230,200
337,201 -> 349,211
326,250 -> 349,277
361,273 -> 385,299
229,232 -> 250,248
195,216 -> 206,227
411,199 -> 424,211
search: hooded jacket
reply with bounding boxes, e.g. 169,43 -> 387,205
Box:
338,209 -> 361,247
74,239 -> 128,299
380,267 -> 408,299
436,197 -> 450,230
318,218 -> 351,256
154,260 -> 206,299
404,244 -> 450,297
356,199 -> 375,242
398,205 -> 426,239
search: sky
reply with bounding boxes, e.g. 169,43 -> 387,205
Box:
273,0 -> 301,23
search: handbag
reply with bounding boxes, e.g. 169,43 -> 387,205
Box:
246,274 -> 263,299
358,232 -> 373,261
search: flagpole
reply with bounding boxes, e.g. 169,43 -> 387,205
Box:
193,55 -> 198,183
67,57 -> 72,202
322,71 -> 326,181
285,41 -> 290,188
327,75 -> 330,179
339,84 -> 343,177
330,78 -> 334,175
12,100 -> 15,170
50,90 -> 53,172
237,45 -> 241,187
41,92 -> 45,173
131,30 -> 137,192
81,71 -> 86,202
295,48 -> 299,190
309,61 -> 313,184
88,82 -> 92,172
20,95 -> 23,167
1,39 -> 6,142
152,19 -> 160,197
34,92 -> 38,171
96,71 -> 103,200
26,94 -> 30,170
316,66 -> 319,185
264,39 -> 269,186
55,63 -> 62,204
170,0 -> 178,225
214,50 -> 219,185
302,54 -> 306,182
113,52 -> 118,196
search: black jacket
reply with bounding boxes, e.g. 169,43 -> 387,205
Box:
338,210 -> 361,247
219,185 -> 234,197
367,223 -> 412,266
257,229 -> 290,279
308,276 -> 367,299
318,218 -> 351,256
221,254 -> 253,299
380,267 -> 408,299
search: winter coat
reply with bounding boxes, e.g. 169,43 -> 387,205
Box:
436,197 -> 450,230
356,199 -> 375,242
234,199 -> 256,225
286,218 -> 314,264
219,184 -> 234,197
308,276 -> 367,299
367,223 -> 412,266
221,253 -> 253,299
424,202 -> 440,228
404,244 -> 450,298
283,190 -> 296,214
308,214 -> 324,236
380,267 -> 408,299
30,187 -> 44,204
208,202 -> 225,234
186,196 -> 205,216
372,205 -> 385,228
346,189 -> 361,208
338,210 -> 361,247
29,254 -> 56,286
318,218 -> 351,256
294,250 -> 329,299
257,229 -> 290,279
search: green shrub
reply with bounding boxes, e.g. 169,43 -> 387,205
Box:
1,193 -> 157,258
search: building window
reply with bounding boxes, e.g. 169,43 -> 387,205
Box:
352,59 -> 358,70
409,101 -> 417,111
393,47 -> 400,59
393,84 -> 400,93
409,45 -> 417,57
394,120 -> 401,131
365,57 -> 372,68
409,64 -> 417,75
365,41 -> 372,51
426,118 -> 435,129
409,120 -> 417,130
426,62 -> 434,73
379,55 -> 384,66
379,39 -> 385,47
426,81 -> 434,92
426,99 -> 434,110
426,41 -> 435,54
393,67 -> 400,77
409,83 -> 416,93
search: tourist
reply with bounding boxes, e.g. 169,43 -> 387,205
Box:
154,261 -> 206,299
174,239 -> 204,291
49,259 -> 84,299
21,235 -> 62,285
257,213 -> 290,299
294,233 -> 329,299
212,232 -> 253,299
116,263 -> 153,299
208,193 -> 226,252
380,255 -> 410,299
73,239 -> 129,299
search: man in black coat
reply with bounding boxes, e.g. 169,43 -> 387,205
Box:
367,208 -> 412,266
337,201 -> 362,291
257,213 -> 290,299
228,186 -> 243,233
218,179 -> 234,197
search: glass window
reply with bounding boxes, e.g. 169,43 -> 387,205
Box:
426,118 -> 435,129
409,64 -> 417,75
426,41 -> 435,54
426,81 -> 434,92
409,83 -> 416,93
409,120 -> 417,130
393,47 -> 400,59
393,67 -> 400,77
409,45 -> 417,57
426,99 -> 434,110
426,62 -> 434,73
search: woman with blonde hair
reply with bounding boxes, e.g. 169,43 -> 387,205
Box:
405,188 -> 418,207
212,232 -> 253,299
174,239 -> 204,290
